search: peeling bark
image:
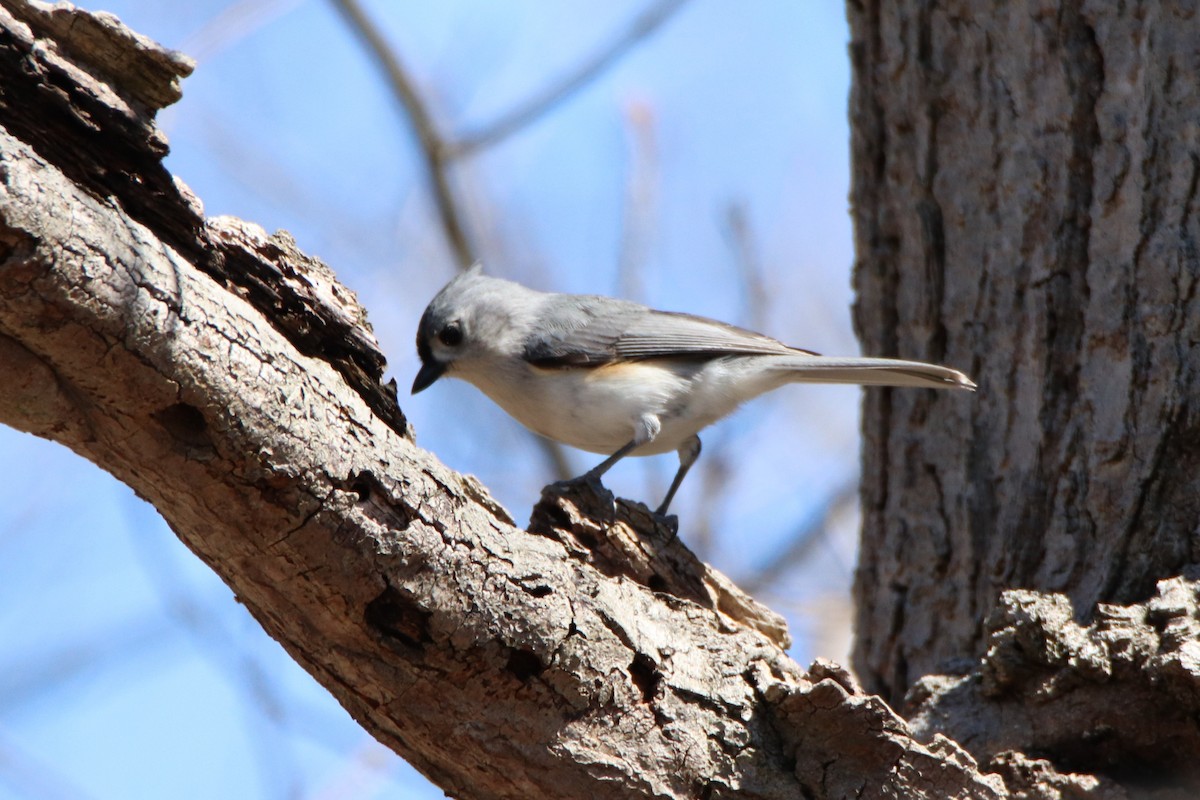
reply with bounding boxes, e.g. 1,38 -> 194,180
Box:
908,577 -> 1200,795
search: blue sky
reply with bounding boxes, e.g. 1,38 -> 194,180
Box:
0,2 -> 858,797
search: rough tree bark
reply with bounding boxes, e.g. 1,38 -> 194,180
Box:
3,1 -> 1198,798
851,0 -> 1200,793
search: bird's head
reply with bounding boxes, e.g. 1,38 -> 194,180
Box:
412,264 -> 526,394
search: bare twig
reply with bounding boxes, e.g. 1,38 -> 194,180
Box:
0,730 -> 98,800
309,741 -> 397,800
687,203 -> 773,554
0,617 -> 175,714
450,0 -> 694,157
183,0 -> 302,63
534,430 -> 576,483
722,203 -> 770,330
328,0 -> 575,481
686,447 -> 729,558
124,505 -> 302,800
616,99 -> 659,300
328,0 -> 475,269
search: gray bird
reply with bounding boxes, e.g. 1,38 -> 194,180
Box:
414,266 -> 975,515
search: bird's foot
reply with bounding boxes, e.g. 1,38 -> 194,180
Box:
554,469 -> 606,493
652,506 -> 679,538
544,471 -> 617,518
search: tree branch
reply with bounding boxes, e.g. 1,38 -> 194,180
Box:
450,0 -> 694,157
0,2 -> 1119,797
327,0 -> 475,270
326,0 -> 576,483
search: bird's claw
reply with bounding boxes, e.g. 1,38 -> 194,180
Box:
548,471 -> 617,518
653,509 -> 679,538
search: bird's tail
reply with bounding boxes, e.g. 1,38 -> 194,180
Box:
770,354 -> 976,391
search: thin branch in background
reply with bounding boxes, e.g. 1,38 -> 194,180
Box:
616,97 -> 659,301
0,503 -> 36,546
450,0 -> 694,157
123,501 -> 301,800
122,503 -> 413,792
197,112 -> 370,240
309,741 -> 397,800
328,0 -> 575,481
0,729 -> 98,800
538,434 -> 576,483
722,202 -> 770,331
738,478 -> 859,596
0,616 -> 176,715
685,448 -> 729,559
613,96 -> 669,520
687,203 -> 774,555
182,0 -> 303,64
328,0 -> 476,269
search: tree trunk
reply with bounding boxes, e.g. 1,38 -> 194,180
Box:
850,0 -> 1200,709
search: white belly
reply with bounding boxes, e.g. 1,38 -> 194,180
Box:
457,357 -> 788,457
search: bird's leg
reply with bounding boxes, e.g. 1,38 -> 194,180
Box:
656,435 -> 701,516
581,414 -> 661,480
581,438 -> 639,480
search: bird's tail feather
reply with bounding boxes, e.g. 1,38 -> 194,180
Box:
771,355 -> 976,391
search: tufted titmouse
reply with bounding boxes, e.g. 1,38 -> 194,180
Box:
413,265 -> 975,515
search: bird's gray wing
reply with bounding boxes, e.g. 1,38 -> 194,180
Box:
522,296 -> 810,367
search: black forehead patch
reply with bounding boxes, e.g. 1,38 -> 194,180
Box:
415,307 -> 435,365
416,336 -> 434,366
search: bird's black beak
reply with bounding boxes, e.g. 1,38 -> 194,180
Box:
411,360 -> 447,394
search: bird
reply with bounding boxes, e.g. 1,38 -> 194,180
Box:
413,265 -> 974,516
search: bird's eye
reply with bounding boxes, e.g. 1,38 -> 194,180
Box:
438,322 -> 463,347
